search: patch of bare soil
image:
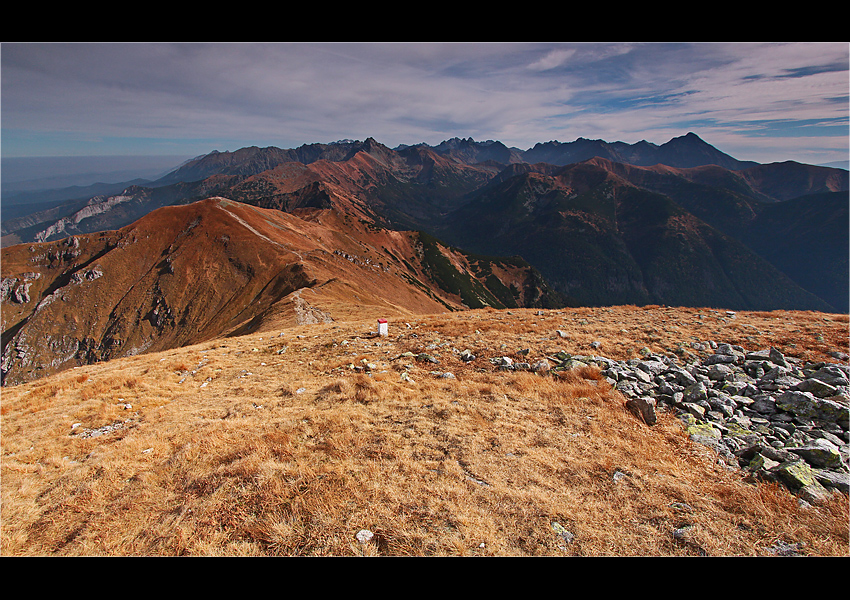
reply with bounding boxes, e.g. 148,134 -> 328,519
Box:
1,305 -> 847,556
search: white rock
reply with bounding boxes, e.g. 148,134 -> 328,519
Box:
356,529 -> 374,544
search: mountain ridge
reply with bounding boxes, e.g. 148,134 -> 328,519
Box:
1,195 -> 563,385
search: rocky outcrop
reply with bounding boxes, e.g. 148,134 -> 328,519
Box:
33,195 -> 133,243
510,342 -> 849,504
1,272 -> 41,306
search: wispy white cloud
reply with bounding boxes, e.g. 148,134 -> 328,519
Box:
527,48 -> 577,71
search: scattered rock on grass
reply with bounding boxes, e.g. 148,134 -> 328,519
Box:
537,343 -> 849,503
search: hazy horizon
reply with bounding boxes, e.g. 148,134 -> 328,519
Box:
1,154 -> 197,195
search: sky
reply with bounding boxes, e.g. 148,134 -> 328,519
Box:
2,41 -> 849,170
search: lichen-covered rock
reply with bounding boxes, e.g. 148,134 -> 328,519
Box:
684,382 -> 709,403
416,353 -> 439,364
770,460 -> 809,486
787,444 -> 843,469
687,422 -> 721,439
748,452 -> 781,473
769,459 -> 831,503
791,378 -> 838,398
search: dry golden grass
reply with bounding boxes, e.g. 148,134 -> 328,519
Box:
2,305 -> 848,556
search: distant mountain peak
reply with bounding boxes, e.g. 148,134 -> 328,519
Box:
666,131 -> 706,144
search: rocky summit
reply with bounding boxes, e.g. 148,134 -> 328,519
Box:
530,343 -> 850,504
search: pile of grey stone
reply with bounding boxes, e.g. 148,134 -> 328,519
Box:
547,343 -> 849,504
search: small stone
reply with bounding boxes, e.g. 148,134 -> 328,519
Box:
626,396 -> 657,425
708,364 -> 733,381
551,521 -> 574,544
769,347 -> 789,368
632,368 -> 652,384
766,540 -> 805,556
532,360 -> 550,373
355,529 -> 374,544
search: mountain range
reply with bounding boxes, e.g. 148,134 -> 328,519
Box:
2,132 -> 848,385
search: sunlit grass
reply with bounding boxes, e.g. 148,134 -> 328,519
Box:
2,306 -> 848,556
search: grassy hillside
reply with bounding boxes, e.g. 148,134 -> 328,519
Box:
2,305 -> 847,556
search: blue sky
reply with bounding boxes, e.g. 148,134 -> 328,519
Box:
2,42 -> 848,167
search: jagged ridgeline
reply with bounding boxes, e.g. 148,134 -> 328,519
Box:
2,133 -> 848,384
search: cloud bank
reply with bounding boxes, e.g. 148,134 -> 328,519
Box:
2,42 -> 847,165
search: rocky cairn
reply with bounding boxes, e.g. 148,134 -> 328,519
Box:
512,342 -> 849,505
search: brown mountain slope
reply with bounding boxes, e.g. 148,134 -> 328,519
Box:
1,196 -> 560,385
225,145 -> 498,231
737,161 -> 849,202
